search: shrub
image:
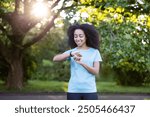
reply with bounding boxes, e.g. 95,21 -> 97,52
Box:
31,27 -> 70,81
99,22 -> 150,86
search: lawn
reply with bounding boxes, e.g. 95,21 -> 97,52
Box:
0,80 -> 150,93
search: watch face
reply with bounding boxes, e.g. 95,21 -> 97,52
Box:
75,53 -> 82,57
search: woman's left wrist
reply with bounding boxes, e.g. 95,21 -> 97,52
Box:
70,51 -> 73,57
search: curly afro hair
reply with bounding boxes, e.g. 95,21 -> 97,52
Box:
67,23 -> 100,50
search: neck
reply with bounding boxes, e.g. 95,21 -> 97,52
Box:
77,45 -> 89,50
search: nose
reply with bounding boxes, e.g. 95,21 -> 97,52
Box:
75,36 -> 80,40
76,37 -> 80,40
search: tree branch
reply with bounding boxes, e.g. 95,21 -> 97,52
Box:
51,0 -> 61,9
22,0 -> 77,49
23,14 -> 58,48
14,0 -> 20,14
60,5 -> 77,11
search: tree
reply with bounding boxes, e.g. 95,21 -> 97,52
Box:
1,0 -> 150,89
0,0 -> 77,89
73,0 -> 150,85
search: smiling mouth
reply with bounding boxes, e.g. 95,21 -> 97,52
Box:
76,41 -> 81,43
76,42 -> 82,46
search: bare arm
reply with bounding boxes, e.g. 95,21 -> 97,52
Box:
53,51 -> 81,62
53,53 -> 70,62
76,60 -> 100,75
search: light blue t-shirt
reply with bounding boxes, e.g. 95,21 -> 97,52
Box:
64,47 -> 102,93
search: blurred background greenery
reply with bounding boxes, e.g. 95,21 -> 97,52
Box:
0,0 -> 150,91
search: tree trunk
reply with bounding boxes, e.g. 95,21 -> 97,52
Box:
6,49 -> 24,89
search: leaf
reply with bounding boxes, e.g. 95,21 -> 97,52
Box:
125,34 -> 132,39
42,59 -> 53,67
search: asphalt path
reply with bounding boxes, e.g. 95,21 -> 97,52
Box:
0,93 -> 150,100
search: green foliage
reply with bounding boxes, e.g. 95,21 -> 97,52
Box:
0,0 -> 15,13
98,22 -> 150,86
0,48 -> 37,82
1,0 -> 149,88
23,49 -> 38,82
30,27 -> 70,81
73,0 -> 150,86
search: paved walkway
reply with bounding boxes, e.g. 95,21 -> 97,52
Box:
0,93 -> 150,100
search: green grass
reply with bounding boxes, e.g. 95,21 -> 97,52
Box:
0,80 -> 68,93
97,82 -> 150,93
0,80 -> 150,93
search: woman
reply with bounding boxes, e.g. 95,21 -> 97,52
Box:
53,23 -> 102,100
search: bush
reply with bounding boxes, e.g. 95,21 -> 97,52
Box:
31,27 -> 70,81
99,22 -> 150,86
0,50 -> 37,83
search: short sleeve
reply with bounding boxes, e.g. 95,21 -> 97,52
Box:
94,50 -> 102,62
64,49 -> 72,55
63,49 -> 72,61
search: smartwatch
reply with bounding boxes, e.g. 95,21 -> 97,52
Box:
70,51 -> 73,57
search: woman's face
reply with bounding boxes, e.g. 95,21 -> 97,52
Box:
74,29 -> 86,47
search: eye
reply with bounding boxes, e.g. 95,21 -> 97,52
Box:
74,34 -> 78,38
79,34 -> 84,38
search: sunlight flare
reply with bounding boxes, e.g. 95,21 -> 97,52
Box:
31,1 -> 49,18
